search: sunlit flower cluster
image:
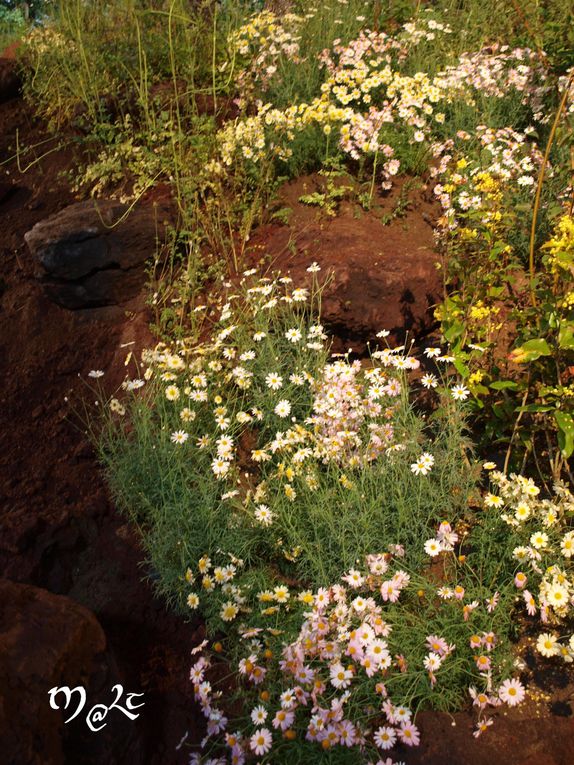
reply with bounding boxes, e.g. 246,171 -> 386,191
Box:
432,125 -> 545,236
216,8 -> 553,200
305,356 -> 407,465
484,472 -> 574,661
399,13 -> 453,46
187,548 -> 423,762
434,44 -> 550,120
186,535 -> 530,763
215,12 -> 461,186
25,24 -> 77,56
132,269 -> 454,532
227,10 -> 303,106
542,213 -> 574,274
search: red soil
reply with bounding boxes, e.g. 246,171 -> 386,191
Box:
0,90 -> 197,763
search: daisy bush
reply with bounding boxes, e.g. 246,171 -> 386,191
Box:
213,6 -> 559,190
96,265 -> 570,763
433,132 -> 574,473
101,266 -> 476,598
216,11 -> 451,180
478,470 -> 574,664
172,426 -> 574,764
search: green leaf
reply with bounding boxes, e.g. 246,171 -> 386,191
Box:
489,381 -> 519,391
492,402 -> 508,419
555,411 -> 574,458
509,338 -> 552,363
553,251 -> 574,269
517,404 -> 554,413
490,241 -> 509,257
444,321 -> 465,343
558,324 -> 574,350
453,357 -> 470,377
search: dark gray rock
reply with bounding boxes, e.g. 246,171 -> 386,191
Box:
0,182 -> 15,205
25,198 -> 174,309
0,59 -> 21,103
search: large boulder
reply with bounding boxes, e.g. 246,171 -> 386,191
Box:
25,198 -> 174,309
0,579 -> 143,764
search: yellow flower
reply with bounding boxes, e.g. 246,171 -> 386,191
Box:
474,172 -> 499,194
543,214 -> 574,272
459,227 -> 479,241
468,371 -> 485,386
469,301 -> 491,321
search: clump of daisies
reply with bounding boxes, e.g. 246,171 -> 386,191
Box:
101,266 -> 555,762
483,471 -> 574,663
187,547 -> 428,762
186,536 -> 536,764
412,465 -> 574,739
101,264 -> 477,588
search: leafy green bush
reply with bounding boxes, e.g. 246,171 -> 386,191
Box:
0,4 -> 26,50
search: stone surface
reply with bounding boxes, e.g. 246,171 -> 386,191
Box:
25,198 -> 174,309
0,182 -> 16,205
0,59 -> 21,103
0,579 -> 143,765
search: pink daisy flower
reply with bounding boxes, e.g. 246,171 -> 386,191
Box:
250,727 -> 273,756
398,720 -> 420,746
498,678 -> 526,706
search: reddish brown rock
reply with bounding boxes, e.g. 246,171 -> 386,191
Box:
0,579 -> 142,765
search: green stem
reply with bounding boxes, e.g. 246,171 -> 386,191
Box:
369,149 -> 379,204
